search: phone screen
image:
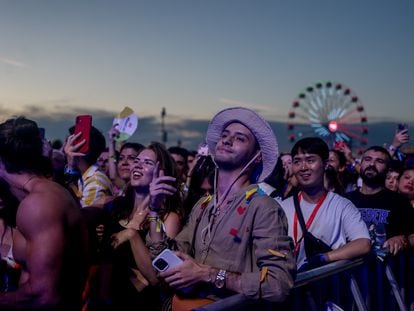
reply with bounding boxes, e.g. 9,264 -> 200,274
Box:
74,115 -> 92,153
397,123 -> 408,132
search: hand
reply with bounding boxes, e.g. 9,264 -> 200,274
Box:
108,124 -> 120,143
149,162 -> 177,212
63,132 -> 87,168
298,253 -> 328,272
160,251 -> 210,289
391,129 -> 409,149
335,142 -> 353,164
111,228 -> 136,249
383,235 -> 408,255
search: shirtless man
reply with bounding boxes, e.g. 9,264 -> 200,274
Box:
0,117 -> 89,310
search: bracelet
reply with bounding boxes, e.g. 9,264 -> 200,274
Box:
155,218 -> 163,233
388,145 -> 397,152
64,166 -> 80,176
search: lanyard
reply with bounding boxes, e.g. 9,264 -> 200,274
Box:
293,191 -> 328,254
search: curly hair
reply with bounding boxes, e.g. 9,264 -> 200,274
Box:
0,117 -> 51,175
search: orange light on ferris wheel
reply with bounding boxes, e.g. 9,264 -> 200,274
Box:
328,121 -> 338,132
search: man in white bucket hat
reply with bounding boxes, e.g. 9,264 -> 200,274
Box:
147,107 -> 295,307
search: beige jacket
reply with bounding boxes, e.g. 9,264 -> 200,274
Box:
173,184 -> 296,302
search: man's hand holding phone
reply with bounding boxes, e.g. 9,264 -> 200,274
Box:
156,250 -> 212,290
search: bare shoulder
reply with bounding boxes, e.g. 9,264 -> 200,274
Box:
25,179 -> 76,207
163,211 -> 181,222
17,179 -> 80,230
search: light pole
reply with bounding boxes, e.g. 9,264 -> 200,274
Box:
161,107 -> 167,144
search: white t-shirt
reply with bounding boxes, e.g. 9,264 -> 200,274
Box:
258,182 -> 283,204
281,191 -> 369,268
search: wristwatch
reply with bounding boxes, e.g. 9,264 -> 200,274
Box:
214,269 -> 226,289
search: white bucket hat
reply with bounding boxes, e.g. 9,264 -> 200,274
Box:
206,107 -> 278,182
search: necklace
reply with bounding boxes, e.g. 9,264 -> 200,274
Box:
21,175 -> 36,190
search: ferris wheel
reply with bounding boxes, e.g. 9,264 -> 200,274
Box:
287,81 -> 368,154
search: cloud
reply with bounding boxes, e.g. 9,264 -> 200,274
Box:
0,56 -> 28,68
0,103 -> 411,153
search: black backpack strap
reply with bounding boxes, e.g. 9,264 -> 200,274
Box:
269,189 -> 279,198
293,191 -> 308,234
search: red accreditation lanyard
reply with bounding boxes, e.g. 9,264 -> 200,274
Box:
293,191 -> 328,255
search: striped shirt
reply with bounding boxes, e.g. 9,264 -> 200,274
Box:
77,165 -> 113,207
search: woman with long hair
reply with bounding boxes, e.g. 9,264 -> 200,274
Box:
101,142 -> 183,310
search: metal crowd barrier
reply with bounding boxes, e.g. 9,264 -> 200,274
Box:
195,250 -> 414,311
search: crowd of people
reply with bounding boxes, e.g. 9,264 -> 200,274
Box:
0,107 -> 413,310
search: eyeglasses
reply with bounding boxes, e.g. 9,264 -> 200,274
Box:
118,155 -> 137,163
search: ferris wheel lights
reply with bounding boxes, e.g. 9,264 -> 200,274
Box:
328,121 -> 338,132
288,81 -> 368,150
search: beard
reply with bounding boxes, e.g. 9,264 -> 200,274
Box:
361,166 -> 386,188
214,156 -> 240,172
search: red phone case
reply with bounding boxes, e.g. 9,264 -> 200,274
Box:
74,115 -> 92,154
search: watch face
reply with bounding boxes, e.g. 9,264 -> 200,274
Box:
215,278 -> 225,289
214,270 -> 226,289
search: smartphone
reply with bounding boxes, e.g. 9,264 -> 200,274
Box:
397,123 -> 408,133
74,115 -> 92,154
152,249 -> 183,273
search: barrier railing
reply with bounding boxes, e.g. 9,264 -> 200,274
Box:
195,250 -> 414,311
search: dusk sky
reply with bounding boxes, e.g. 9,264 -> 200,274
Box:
0,0 -> 413,150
